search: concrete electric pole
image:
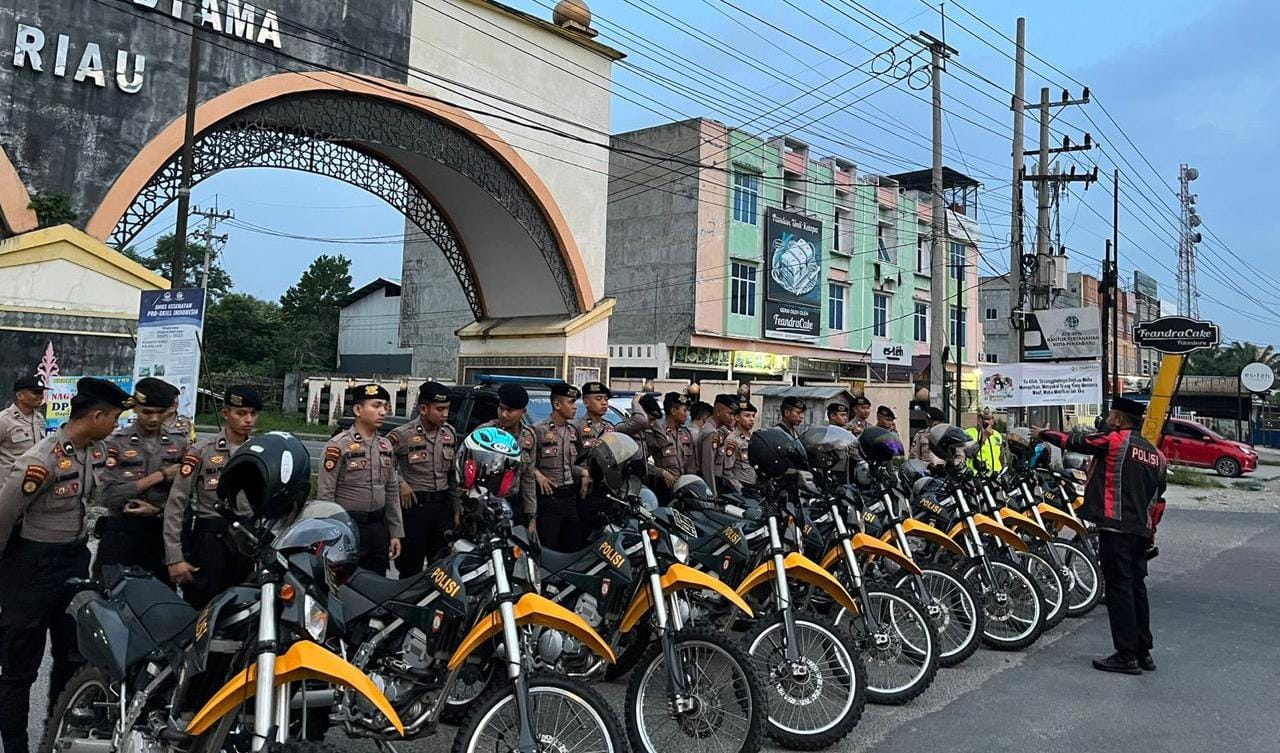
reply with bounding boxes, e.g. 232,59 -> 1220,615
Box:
190,199 -> 233,291
1007,17 -> 1026,368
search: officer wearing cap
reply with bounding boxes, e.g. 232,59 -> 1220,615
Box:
532,383 -> 586,551
621,392 -> 697,503
698,394 -> 744,496
876,405 -> 898,432
729,402 -> 758,490
0,377 -> 130,753
572,382 -> 622,541
777,396 -> 807,438
826,402 -> 850,428
850,396 -> 873,434
390,381 -> 460,576
0,376 -> 49,474
163,386 -> 262,607
478,384 -> 538,530
965,407 -> 1005,474
317,384 -> 403,575
95,377 -> 189,584
910,407 -> 948,466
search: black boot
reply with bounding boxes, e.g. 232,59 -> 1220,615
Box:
1092,652 -> 1142,675
1138,653 -> 1156,672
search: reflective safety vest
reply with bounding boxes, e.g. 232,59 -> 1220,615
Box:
965,427 -> 1004,473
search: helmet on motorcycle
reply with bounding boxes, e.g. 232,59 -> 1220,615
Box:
274,503 -> 360,581
1004,426 -> 1036,460
672,474 -> 715,510
928,423 -> 972,458
748,427 -> 807,479
584,432 -> 646,497
218,432 -> 311,521
851,459 -> 872,488
899,458 -> 931,486
799,425 -> 857,471
456,426 -> 522,498
857,426 -> 904,463
912,476 -> 948,501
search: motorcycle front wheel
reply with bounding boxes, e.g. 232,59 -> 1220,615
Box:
746,610 -> 866,750
1015,549 -> 1068,629
1054,539 -> 1102,617
964,557 -> 1045,651
893,564 -> 984,668
626,627 -> 764,753
452,673 -> 624,753
836,586 -> 939,705
40,666 -> 119,753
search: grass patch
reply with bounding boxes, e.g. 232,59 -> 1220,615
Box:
1258,458 -> 1280,467
196,411 -> 323,436
1232,479 -> 1266,492
1167,467 -> 1223,488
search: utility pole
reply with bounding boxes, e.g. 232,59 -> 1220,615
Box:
1101,239 -> 1112,404
190,198 -> 233,290
1007,18 -> 1026,369
1112,169 -> 1121,399
171,17 -> 204,287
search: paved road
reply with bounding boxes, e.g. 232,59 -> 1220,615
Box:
28,505 -> 1280,752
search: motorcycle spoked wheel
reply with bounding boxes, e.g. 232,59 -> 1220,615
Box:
745,610 -> 866,750
1054,539 -> 1102,617
891,564 -> 984,668
605,620 -> 654,681
40,666 -> 120,753
441,659 -> 498,725
625,627 -> 765,753
1014,549 -> 1068,630
834,585 -> 940,705
963,557 -> 1046,651
452,673 -> 625,753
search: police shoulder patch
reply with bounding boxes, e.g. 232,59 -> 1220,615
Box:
180,462 -> 195,478
22,464 -> 48,495
388,431 -> 400,447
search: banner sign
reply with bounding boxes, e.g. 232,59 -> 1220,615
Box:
871,337 -> 910,366
1023,307 -> 1102,360
1132,316 -> 1219,355
980,361 -> 1102,408
764,207 -> 822,342
44,375 -> 133,431
1133,271 -> 1159,299
671,347 -> 790,374
132,288 -> 207,420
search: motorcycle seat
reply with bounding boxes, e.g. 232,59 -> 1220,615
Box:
538,544 -> 596,575
119,577 -> 197,650
346,568 -> 426,605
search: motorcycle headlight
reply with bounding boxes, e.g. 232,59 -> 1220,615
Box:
671,535 -> 690,564
303,594 -> 328,642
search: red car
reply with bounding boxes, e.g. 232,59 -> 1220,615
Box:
1160,418 -> 1258,477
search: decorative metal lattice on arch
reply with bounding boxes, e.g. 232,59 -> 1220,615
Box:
109,92 -> 583,319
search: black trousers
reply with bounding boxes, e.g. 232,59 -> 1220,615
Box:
181,520 -> 252,609
353,514 -> 391,576
537,487 -> 581,553
576,489 -> 609,549
1099,530 -> 1153,658
400,491 -> 454,578
94,515 -> 171,587
0,539 -> 91,753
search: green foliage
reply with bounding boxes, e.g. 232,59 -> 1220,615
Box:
277,254 -> 353,372
28,192 -> 76,227
1166,467 -> 1221,488
122,234 -> 233,301
1186,341 -> 1280,378
203,293 -> 283,375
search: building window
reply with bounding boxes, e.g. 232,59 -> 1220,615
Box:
917,234 -> 929,273
950,241 -> 966,280
731,262 -> 757,316
834,208 -> 849,253
914,302 -> 928,342
985,307 -> 998,320
873,293 -> 889,337
828,283 -> 847,331
950,306 -> 967,349
877,224 -> 893,262
983,353 -> 999,364
732,171 -> 759,225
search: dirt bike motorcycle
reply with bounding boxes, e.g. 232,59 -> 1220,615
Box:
43,433 -> 406,753
526,433 -> 765,753
328,426 -> 624,753
795,425 -> 940,706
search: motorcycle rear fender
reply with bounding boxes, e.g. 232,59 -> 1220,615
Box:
819,533 -> 922,577
998,507 -> 1055,542
186,640 -> 404,736
1037,503 -> 1089,536
447,593 -> 616,671
618,563 -> 753,633
735,552 -> 859,615
949,514 -> 1028,552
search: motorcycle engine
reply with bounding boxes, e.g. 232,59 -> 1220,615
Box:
368,628 -> 436,707
574,593 -> 603,628
534,595 -> 604,674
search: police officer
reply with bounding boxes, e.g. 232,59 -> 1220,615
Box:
532,383 -> 586,551
965,407 -> 1005,474
777,396 -> 806,438
698,394 -> 744,496
573,382 -> 618,541
728,401 -> 758,491
164,394 -> 197,445
826,401 -> 850,428
163,385 -> 262,608
317,384 -> 403,575
618,392 -> 696,504
0,376 -> 48,473
850,396 -> 873,434
390,381 -> 460,577
910,407 -> 948,467
689,400 -> 713,444
478,384 -> 538,532
0,377 -> 130,753
95,377 -> 188,584
876,405 -> 898,432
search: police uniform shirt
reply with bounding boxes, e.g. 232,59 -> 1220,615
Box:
728,428 -> 757,488
0,428 -> 106,555
697,423 -> 739,494
98,425 -> 191,511
477,420 -> 538,515
850,417 -> 870,435
389,419 -> 459,498
909,429 -> 943,465
165,414 -> 196,444
532,418 -> 582,488
776,422 -> 803,439
649,420 -> 698,476
162,432 -> 246,565
572,415 -> 614,451
0,402 -> 46,473
317,428 -> 405,539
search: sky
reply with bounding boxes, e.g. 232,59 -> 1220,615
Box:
136,0 -> 1278,345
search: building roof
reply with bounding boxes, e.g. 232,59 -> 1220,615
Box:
752,384 -> 855,401
340,277 -> 401,308
886,166 -> 982,190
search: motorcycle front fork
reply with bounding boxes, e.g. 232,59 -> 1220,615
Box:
829,505 -> 880,636
492,546 -> 540,753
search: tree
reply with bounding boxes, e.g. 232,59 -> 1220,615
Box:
121,234 -> 233,301
28,192 -> 76,227
1186,341 -> 1280,377
203,293 -> 285,376
278,254 -> 353,372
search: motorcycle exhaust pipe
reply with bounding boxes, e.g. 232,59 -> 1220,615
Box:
67,740 -> 114,753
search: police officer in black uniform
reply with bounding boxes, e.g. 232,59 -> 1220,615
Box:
0,377 -> 131,753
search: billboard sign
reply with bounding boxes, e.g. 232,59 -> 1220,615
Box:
1023,307 -> 1102,360
764,207 -> 822,341
44,376 -> 133,431
870,337 -> 910,366
1132,316 -> 1220,355
980,361 -> 1102,409
1133,271 -> 1159,299
132,288 -> 207,420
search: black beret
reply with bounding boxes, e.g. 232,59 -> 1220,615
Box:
417,381 -> 450,405
639,394 -> 663,419
77,377 -> 133,411
353,383 -> 391,403
225,385 -> 264,410
714,393 -> 739,409
663,391 -> 691,410
14,376 -> 48,392
550,383 -> 581,400
781,396 -> 806,411
133,377 -> 179,408
877,405 -> 896,420
926,407 -> 946,422
581,381 -> 611,398
827,402 -> 849,416
852,396 -> 872,407
738,402 -> 758,414
497,383 -> 529,409
1112,396 -> 1146,419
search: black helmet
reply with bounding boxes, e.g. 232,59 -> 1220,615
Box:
672,474 -> 714,510
218,431 -> 311,521
748,427 -> 807,479
274,502 -> 360,581
858,425 -> 904,463
928,423 -> 971,457
799,425 -> 857,471
899,458 -> 931,486
1004,426 -> 1036,460
585,432 -> 646,497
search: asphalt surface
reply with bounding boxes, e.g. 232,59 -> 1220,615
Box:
27,501 -> 1280,752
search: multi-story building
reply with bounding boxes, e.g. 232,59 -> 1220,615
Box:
605,118 -> 983,401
